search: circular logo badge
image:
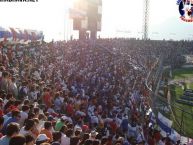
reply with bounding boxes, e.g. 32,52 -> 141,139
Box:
177,0 -> 193,22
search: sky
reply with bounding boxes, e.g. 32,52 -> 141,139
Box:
0,0 -> 193,41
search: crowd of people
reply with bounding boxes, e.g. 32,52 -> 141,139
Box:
0,38 -> 191,145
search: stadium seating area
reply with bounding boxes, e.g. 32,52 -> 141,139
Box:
0,39 -> 192,145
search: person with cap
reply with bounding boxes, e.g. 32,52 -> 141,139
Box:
55,116 -> 65,131
36,134 -> 50,145
40,121 -> 53,142
82,124 -> 89,133
90,130 -> 98,140
47,115 -> 54,122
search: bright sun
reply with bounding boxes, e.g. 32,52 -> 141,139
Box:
65,0 -> 78,9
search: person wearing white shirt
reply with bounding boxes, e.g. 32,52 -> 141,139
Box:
115,116 -> 122,128
19,105 -> 30,126
61,129 -> 73,145
19,119 -> 36,139
158,138 -> 166,145
9,77 -> 18,98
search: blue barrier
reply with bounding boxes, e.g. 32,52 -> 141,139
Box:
176,99 -> 193,106
184,92 -> 193,97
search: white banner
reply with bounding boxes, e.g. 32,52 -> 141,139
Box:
158,112 -> 173,137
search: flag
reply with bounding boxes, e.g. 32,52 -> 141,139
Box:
24,30 -> 28,42
0,27 -> 11,43
10,27 -> 17,41
158,112 -> 172,137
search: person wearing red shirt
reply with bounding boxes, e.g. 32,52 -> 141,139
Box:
43,88 -> 52,108
148,136 -> 156,145
109,120 -> 117,134
154,130 -> 161,143
66,100 -> 74,116
40,121 -> 53,142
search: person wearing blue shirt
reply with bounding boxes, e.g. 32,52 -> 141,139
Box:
54,93 -> 63,113
121,115 -> 129,134
0,122 -> 20,145
1,110 -> 20,135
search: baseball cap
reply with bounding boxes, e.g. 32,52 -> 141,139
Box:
61,116 -> 68,121
48,115 -> 54,121
82,125 -> 89,132
90,130 -> 98,138
36,134 -> 50,142
74,125 -> 82,132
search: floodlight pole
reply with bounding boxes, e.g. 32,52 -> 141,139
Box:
143,0 -> 149,40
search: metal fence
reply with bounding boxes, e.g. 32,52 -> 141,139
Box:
145,54 -> 193,139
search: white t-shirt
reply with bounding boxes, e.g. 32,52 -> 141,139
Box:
19,111 -> 28,126
19,127 -> 29,135
115,117 -> 122,127
29,91 -> 38,101
91,115 -> 99,124
158,140 -> 165,145
75,110 -> 86,117
61,134 -> 70,145
19,127 -> 36,139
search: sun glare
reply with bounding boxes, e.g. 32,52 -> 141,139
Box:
65,0 -> 75,9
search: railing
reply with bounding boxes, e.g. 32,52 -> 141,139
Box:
145,55 -> 162,111
145,54 -> 193,139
